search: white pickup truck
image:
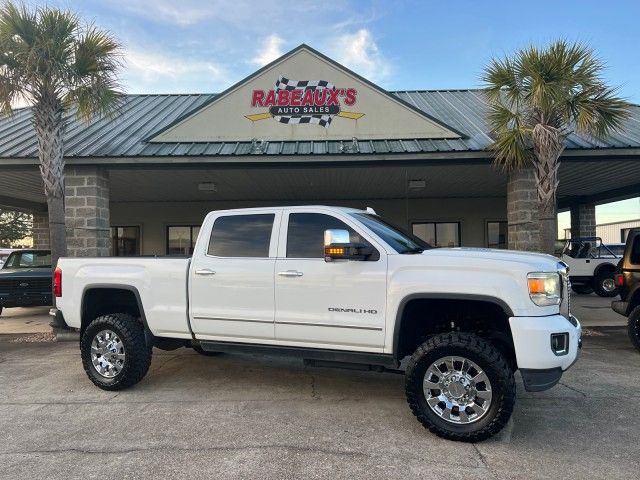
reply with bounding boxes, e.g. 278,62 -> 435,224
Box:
51,206 -> 581,442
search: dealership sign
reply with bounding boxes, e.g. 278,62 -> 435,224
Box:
245,76 -> 364,128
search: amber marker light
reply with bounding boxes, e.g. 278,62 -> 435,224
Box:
325,247 -> 346,256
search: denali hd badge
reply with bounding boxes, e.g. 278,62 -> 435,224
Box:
328,307 -> 378,314
246,76 -> 364,128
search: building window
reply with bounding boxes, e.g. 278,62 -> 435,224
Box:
487,221 -> 508,249
412,222 -> 461,247
167,225 -> 201,255
111,226 -> 140,256
207,214 -> 274,258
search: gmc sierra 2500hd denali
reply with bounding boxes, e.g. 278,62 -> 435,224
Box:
51,206 -> 581,442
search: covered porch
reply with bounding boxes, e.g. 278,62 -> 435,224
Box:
0,151 -> 637,256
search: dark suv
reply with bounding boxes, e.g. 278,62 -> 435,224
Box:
611,229 -> 640,351
0,249 -> 52,316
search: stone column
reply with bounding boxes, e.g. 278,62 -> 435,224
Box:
31,211 -> 50,249
64,166 -> 111,257
507,167 -> 540,251
570,203 -> 596,239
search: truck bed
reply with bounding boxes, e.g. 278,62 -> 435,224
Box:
56,257 -> 192,338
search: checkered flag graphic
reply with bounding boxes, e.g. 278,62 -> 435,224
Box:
274,76 -> 335,128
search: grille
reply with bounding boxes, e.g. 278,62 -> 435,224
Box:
0,277 -> 51,293
566,275 -> 571,315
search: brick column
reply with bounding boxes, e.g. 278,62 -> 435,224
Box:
507,167 -> 540,251
32,211 -> 50,249
570,203 -> 596,238
65,166 -> 111,257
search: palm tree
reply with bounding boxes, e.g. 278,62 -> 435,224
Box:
482,40 -> 630,254
0,2 -> 122,272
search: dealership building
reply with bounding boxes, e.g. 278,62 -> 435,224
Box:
0,45 -> 639,256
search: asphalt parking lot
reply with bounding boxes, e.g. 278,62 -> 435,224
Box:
0,295 -> 638,479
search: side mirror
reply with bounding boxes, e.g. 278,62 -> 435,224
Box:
323,229 -> 373,262
324,229 -> 350,247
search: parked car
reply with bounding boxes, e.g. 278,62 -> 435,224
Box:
51,206 -> 581,442
0,248 -> 14,268
611,228 -> 640,351
0,249 -> 52,316
560,237 -> 621,296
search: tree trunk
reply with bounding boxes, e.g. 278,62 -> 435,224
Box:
33,95 -> 67,327
539,197 -> 558,256
531,124 -> 563,255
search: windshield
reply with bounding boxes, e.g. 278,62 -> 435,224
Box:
3,251 -> 52,269
351,213 -> 431,254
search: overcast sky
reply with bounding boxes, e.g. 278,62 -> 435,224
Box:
41,0 -> 640,225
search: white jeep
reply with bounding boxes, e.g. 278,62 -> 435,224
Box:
560,237 -> 621,296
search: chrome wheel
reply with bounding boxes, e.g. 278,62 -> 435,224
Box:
91,329 -> 126,378
601,277 -> 616,293
423,356 -> 492,424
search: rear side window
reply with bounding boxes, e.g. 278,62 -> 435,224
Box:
286,213 -> 374,259
631,235 -> 640,265
207,214 -> 274,257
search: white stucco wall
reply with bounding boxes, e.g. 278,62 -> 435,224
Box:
110,197 -> 507,255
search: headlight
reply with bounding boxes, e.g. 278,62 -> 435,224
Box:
527,272 -> 561,306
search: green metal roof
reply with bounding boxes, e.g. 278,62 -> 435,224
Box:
1,90 -> 640,159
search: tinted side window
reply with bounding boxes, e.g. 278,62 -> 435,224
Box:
286,213 -> 371,258
208,214 -> 274,257
631,235 -> 640,265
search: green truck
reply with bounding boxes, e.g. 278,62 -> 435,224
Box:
0,249 -> 52,316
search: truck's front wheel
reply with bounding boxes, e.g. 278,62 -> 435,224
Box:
405,333 -> 515,442
81,313 -> 152,390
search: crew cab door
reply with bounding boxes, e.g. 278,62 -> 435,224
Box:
189,210 -> 280,341
274,210 -> 387,350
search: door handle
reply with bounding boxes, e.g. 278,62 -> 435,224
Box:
195,268 -> 216,275
278,270 -> 303,277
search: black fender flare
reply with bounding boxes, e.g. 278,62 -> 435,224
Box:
81,284 -> 153,345
392,293 -> 515,362
593,263 -> 616,278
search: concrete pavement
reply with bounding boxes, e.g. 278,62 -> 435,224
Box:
0,325 -> 639,479
0,306 -> 51,334
0,293 -> 636,479
570,293 -> 626,327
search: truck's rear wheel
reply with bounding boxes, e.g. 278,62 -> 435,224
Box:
593,271 -> 619,297
405,332 -> 515,442
627,307 -> 640,352
81,313 -> 152,390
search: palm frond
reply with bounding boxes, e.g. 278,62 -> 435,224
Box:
0,2 -> 123,120
571,85 -> 630,138
487,101 -> 533,170
482,39 -> 632,171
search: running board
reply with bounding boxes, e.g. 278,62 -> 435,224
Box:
303,359 -> 403,374
198,340 -> 398,368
